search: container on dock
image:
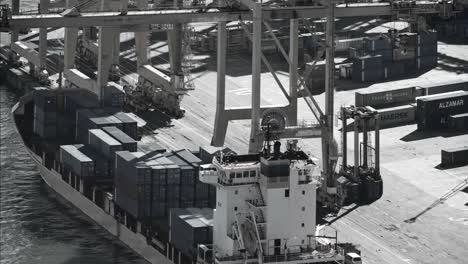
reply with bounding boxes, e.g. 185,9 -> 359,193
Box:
75,145 -> 111,178
418,80 -> 468,95
416,91 -> 468,130
448,113 -> 468,131
88,129 -> 123,159
373,104 -> 416,128
417,45 -> 437,57
417,31 -> 437,46
393,48 -> 416,61
363,37 -> 392,52
102,126 -> 137,152
353,54 -> 383,72
60,145 -> 94,177
441,147 -> 468,167
355,86 -> 417,108
352,68 -> 383,82
384,62 -> 406,79
416,56 -> 437,70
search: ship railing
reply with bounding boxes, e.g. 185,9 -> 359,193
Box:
262,245 -> 345,263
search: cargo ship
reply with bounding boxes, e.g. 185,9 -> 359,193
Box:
8,71 -> 357,264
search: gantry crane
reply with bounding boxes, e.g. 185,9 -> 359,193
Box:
0,0 -> 467,210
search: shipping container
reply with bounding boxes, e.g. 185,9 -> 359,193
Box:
417,45 -> 437,57
75,145 -> 111,178
355,87 -> 416,108
441,147 -> 468,167
88,129 -> 123,158
352,68 -> 383,82
34,104 -> 57,125
419,80 -> 468,95
33,119 -> 56,138
417,56 -> 437,70
384,62 -> 406,79
170,208 -> 213,258
363,37 -> 392,52
60,145 -> 94,177
102,126 -> 137,152
378,49 -> 393,62
393,48 -> 416,61
113,112 -> 138,140
448,112 -> 468,131
418,31 -> 437,46
373,104 -> 416,129
417,91 -> 468,130
353,54 -> 383,72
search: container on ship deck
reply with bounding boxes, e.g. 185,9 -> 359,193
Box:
75,145 -> 112,179
355,87 -> 416,108
448,113 -> 468,131
441,147 -> 468,167
34,104 -> 57,125
113,112 -> 138,140
88,129 -> 123,159
102,126 -> 137,152
416,91 -> 468,130
59,145 -> 95,177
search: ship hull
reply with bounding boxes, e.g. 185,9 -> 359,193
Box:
11,102 -> 172,264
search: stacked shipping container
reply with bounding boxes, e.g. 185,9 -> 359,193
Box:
352,55 -> 383,82
114,149 -> 214,223
417,91 -> 468,130
102,126 -> 137,152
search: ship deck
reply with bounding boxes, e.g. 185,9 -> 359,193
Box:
10,28 -> 468,264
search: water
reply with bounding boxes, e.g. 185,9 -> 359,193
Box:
0,86 -> 148,264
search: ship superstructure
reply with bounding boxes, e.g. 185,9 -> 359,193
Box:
198,142 -> 344,264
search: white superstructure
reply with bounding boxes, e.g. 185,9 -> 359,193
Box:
198,142 -> 345,264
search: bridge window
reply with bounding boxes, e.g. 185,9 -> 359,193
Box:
243,171 -> 249,178
285,189 -> 289,198
236,172 -> 242,178
250,170 -> 256,177
229,172 -> 235,179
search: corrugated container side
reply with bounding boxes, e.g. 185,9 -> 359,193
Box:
102,126 -> 138,152
448,113 -> 468,131
355,87 -> 416,108
417,92 -> 468,130
441,147 -> 468,166
417,56 -> 437,70
373,104 -> 416,128
33,119 -> 56,138
422,80 -> 468,95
